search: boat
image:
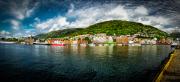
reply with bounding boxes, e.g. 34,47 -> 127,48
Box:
171,42 -> 178,48
98,44 -> 103,46
176,45 -> 180,49
117,44 -> 123,46
33,42 -> 50,45
0,41 -> 16,44
128,43 -> 141,46
71,44 -> 78,46
80,43 -> 87,47
88,43 -> 95,47
51,40 -> 65,46
52,44 -> 64,46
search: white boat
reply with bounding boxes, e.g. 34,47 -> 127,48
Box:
80,44 -> 87,47
117,44 -> 123,46
71,44 -> 78,46
89,43 -> 95,47
128,43 -> 141,46
98,44 -> 103,46
34,42 -> 49,45
134,43 -> 141,46
0,41 -> 16,44
171,42 -> 178,48
21,42 -> 25,44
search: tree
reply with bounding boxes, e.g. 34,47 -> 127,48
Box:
84,37 -> 92,43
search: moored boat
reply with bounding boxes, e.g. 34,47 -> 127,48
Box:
51,40 -> 65,46
89,43 -> 95,46
0,41 -> 16,44
98,44 -> 103,46
171,42 -> 178,48
80,43 -> 87,47
52,44 -> 64,46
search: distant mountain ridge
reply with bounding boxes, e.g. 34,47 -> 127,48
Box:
35,20 -> 168,39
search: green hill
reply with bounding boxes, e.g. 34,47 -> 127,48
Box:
35,20 -> 169,39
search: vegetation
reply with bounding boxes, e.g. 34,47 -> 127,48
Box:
84,37 -> 91,43
0,38 -> 18,42
35,28 -> 83,39
35,20 -> 169,39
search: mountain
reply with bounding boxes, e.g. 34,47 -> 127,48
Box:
35,28 -> 83,39
35,20 -> 169,39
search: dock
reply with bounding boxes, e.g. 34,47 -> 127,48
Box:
155,49 -> 180,82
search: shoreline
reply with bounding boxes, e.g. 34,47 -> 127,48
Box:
0,41 -> 16,44
0,41 -> 173,47
153,49 -> 176,82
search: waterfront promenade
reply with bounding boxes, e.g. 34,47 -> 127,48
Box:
161,49 -> 180,82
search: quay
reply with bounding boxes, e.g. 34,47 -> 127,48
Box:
154,48 -> 180,82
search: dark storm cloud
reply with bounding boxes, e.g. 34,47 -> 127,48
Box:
0,0 -> 179,37
66,0 -> 180,29
139,0 -> 180,29
93,0 -> 180,28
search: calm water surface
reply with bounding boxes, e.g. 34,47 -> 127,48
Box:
0,44 -> 172,82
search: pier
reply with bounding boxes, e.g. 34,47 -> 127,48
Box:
155,49 -> 180,82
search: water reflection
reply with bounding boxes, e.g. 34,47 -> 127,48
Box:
0,44 -> 171,82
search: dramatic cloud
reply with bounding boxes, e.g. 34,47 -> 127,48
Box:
8,0 -> 39,31
36,16 -> 69,32
35,4 -> 172,33
12,29 -> 37,38
134,6 -> 148,15
66,4 -> 129,27
0,30 -> 10,35
135,16 -> 170,27
10,20 -> 20,30
10,0 -> 38,20
0,0 -> 179,37
35,4 -> 130,32
0,30 -> 11,37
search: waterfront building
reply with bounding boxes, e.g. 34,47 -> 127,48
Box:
25,36 -> 34,44
72,40 -> 78,45
47,38 -> 65,45
78,39 -> 88,44
157,38 -> 172,45
92,36 -> 107,44
107,36 -> 114,43
35,39 -> 40,43
63,40 -> 71,44
116,36 -> 129,44
44,33 -> 173,46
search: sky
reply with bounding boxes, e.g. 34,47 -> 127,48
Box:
0,0 -> 179,37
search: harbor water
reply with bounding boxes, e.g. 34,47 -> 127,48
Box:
0,44 -> 172,82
